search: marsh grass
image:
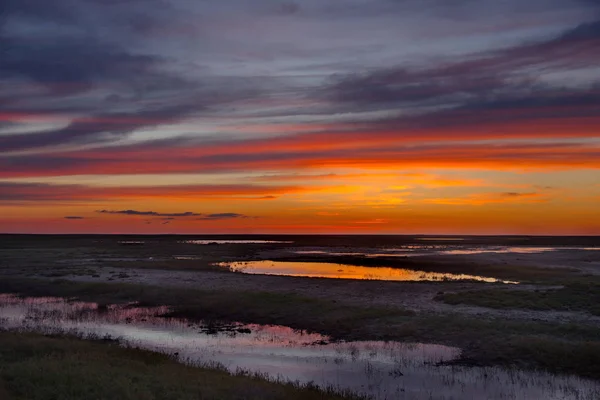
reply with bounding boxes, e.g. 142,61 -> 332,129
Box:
0,331 -> 366,400
383,314 -> 600,378
436,282 -> 600,315
0,278 -> 410,334
2,277 -> 600,380
4,237 -> 588,284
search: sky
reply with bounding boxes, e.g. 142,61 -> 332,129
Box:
1,0 -> 599,234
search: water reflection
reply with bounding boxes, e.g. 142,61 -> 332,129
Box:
0,295 -> 597,400
416,237 -> 466,241
217,261 -> 518,284
294,245 -> 600,258
182,240 -> 293,245
441,247 -> 559,255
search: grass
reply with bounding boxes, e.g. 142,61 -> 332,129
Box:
0,331 -> 365,400
436,282 -> 600,316
0,277 -> 409,339
381,314 -> 600,378
3,237 -> 590,284
460,336 -> 600,378
2,277 -> 600,380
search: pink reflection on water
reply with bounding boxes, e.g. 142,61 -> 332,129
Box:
1,295 -> 598,400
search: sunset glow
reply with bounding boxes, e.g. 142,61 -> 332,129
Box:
1,0 -> 599,234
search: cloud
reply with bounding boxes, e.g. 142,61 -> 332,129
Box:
3,135 -> 599,181
97,210 -> 201,217
501,192 -> 538,197
95,210 -> 250,220
196,213 -> 249,220
321,19 -> 600,133
0,29 -> 202,152
353,218 -> 389,224
0,0 -> 267,153
425,192 -> 545,206
1,0 -> 599,236
0,182 -> 299,201
64,216 -> 84,220
277,2 -> 300,15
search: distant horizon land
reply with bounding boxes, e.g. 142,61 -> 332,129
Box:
2,233 -> 600,238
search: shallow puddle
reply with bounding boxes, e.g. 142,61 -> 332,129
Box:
0,294 -> 598,400
182,240 -> 293,245
217,260 -> 518,284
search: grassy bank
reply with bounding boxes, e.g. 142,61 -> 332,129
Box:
1,277 -> 600,380
0,277 -> 408,337
436,282 -> 600,316
0,332 -> 363,400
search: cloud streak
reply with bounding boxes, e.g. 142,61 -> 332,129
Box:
96,209 -> 250,220
0,182 -> 301,201
97,210 -> 202,217
196,213 -> 249,220
2,0 -> 600,234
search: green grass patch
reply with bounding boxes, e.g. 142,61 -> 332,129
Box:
0,332 -> 364,400
436,283 -> 600,316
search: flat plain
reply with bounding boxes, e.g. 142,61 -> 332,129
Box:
1,234 -> 599,399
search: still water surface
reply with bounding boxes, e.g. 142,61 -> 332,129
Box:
294,245 -> 600,258
217,261 -> 518,284
1,294 -> 597,400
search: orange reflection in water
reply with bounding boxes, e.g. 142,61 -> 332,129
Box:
218,261 -> 518,284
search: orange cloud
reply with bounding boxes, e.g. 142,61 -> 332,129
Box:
424,192 -> 546,206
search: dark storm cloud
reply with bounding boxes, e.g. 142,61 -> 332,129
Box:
0,36 -> 162,93
318,18 -> 600,140
359,85 -> 600,136
1,0 -> 76,25
327,67 -> 507,108
0,0 -> 264,152
559,19 -> 600,40
97,210 -> 202,217
1,0 -> 171,33
325,19 -> 600,110
0,24 -> 193,151
0,23 -> 207,152
277,2 -> 300,15
0,0 -> 179,94
1,0 -> 599,177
